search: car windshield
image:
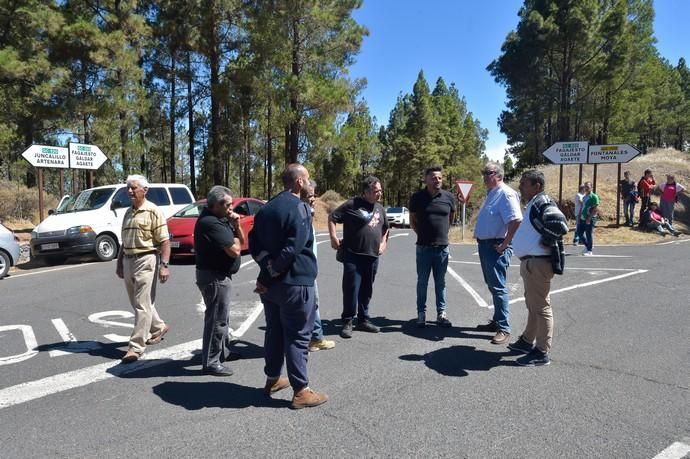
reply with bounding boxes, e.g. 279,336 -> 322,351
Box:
68,188 -> 116,212
173,202 -> 206,218
388,207 -> 403,213
55,195 -> 77,214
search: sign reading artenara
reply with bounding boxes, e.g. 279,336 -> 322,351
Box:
68,143 -> 107,170
21,145 -> 69,168
543,141 -> 589,164
588,144 -> 640,164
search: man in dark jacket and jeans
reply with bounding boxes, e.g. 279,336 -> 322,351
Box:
194,185 -> 244,377
328,176 -> 389,339
249,164 -> 327,409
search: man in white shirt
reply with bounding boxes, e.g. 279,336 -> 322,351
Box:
473,162 -> 522,345
509,170 -> 567,366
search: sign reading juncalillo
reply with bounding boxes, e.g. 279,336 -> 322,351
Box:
68,143 -> 107,170
21,145 -> 69,168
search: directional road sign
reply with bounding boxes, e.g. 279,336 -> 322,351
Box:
21,145 -> 69,168
455,180 -> 474,203
588,144 -> 640,164
68,143 -> 107,170
543,141 -> 589,164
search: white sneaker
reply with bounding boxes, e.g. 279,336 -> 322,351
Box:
416,311 -> 426,328
582,250 -> 593,256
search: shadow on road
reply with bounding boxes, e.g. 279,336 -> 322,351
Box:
152,381 -> 291,410
400,345 -> 514,377
35,340 -> 126,360
321,315 -> 494,343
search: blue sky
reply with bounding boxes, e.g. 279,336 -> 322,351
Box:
349,0 -> 689,161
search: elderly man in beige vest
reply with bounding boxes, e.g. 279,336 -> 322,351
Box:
116,175 -> 171,363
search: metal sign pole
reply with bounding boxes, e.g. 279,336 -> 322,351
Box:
462,202 -> 466,242
38,168 -> 44,222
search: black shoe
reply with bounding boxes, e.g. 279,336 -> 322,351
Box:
202,363 -> 234,377
354,320 -> 380,333
508,336 -> 534,354
340,320 -> 353,339
476,320 -> 497,332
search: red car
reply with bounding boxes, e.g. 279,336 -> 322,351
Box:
167,197 -> 264,259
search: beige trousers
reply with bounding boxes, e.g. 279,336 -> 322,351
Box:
123,253 -> 165,352
519,257 -> 554,353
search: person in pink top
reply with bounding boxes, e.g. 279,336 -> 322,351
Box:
656,174 -> 686,226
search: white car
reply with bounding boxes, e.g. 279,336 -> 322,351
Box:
0,222 -> 21,278
386,207 -> 410,228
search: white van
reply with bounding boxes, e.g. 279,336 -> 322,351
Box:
30,183 -> 194,264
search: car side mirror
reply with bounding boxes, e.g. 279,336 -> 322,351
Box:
48,209 -> 55,215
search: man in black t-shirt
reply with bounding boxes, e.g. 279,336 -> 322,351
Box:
194,186 -> 245,377
409,167 -> 456,328
329,176 -> 389,339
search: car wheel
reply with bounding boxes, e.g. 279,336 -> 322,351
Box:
95,234 -> 118,261
0,250 -> 10,278
44,255 -> 66,266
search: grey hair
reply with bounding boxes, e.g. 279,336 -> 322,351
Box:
484,161 -> 504,179
126,174 -> 149,188
207,185 -> 232,207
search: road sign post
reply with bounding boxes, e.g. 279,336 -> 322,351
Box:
455,180 -> 474,242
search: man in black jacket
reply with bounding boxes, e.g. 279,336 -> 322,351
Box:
249,164 -> 327,409
194,185 -> 244,377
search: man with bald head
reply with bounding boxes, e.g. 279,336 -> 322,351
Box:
250,163 -> 328,409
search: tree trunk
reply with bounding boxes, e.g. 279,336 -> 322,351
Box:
209,18 -> 222,186
288,17 -> 300,164
187,51 -> 196,197
169,50 -> 177,183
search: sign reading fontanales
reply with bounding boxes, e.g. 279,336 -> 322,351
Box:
21,145 -> 69,168
588,144 -> 640,164
68,143 -> 107,170
543,141 -> 641,164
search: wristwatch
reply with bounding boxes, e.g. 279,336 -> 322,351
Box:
160,260 -> 170,268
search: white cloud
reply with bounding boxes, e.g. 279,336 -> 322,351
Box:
484,142 -> 509,162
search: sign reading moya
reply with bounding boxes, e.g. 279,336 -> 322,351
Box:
588,144 -> 640,164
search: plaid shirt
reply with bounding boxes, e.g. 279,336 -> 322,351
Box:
121,199 -> 169,255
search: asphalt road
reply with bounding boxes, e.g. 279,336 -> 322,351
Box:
1,230 -> 688,458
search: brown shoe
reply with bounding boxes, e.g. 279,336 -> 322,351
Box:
146,324 -> 170,345
491,330 -> 511,344
291,387 -> 328,409
264,376 -> 290,396
121,349 -> 143,363
308,339 -> 336,352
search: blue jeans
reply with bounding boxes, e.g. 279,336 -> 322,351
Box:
196,270 -> 232,368
582,222 -> 594,251
477,239 -> 513,332
623,199 -> 636,225
341,251 -> 379,322
660,200 -> 675,225
311,307 -> 323,341
261,283 -> 316,391
415,245 -> 449,314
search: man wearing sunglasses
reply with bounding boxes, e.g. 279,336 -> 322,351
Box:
473,162 -> 522,345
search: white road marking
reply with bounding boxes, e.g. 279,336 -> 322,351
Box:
447,266 -> 490,308
652,441 -> 690,459
389,233 -> 410,238
0,301 -> 265,410
449,260 -> 640,272
48,319 -> 101,357
507,269 -> 648,305
0,325 -> 38,366
6,262 -> 99,280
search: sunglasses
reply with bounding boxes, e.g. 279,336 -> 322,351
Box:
482,170 -> 497,176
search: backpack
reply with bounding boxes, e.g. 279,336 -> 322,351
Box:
529,194 -> 569,275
